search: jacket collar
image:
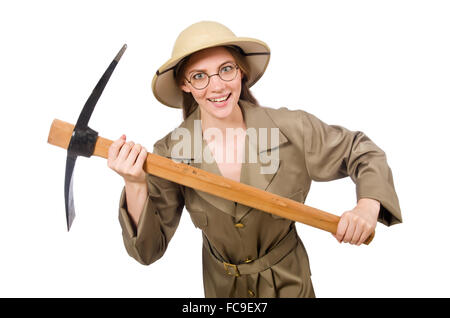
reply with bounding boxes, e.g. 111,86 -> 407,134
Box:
166,99 -> 288,221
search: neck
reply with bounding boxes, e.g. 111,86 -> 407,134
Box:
200,102 -> 246,134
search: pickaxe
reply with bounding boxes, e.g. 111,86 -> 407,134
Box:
47,45 -> 375,244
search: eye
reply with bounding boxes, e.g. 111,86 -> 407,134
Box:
221,65 -> 233,73
192,72 -> 206,80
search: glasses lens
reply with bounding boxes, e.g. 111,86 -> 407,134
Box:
188,64 -> 238,89
190,72 -> 208,89
219,64 -> 238,81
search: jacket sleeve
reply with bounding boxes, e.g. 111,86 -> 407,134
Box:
118,141 -> 185,265
300,110 -> 402,226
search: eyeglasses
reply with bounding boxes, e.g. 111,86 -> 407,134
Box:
185,63 -> 239,90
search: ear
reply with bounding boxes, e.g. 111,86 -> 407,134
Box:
239,68 -> 245,81
180,82 -> 191,93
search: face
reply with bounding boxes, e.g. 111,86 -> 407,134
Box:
180,46 -> 243,122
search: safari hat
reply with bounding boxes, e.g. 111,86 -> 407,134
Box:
151,21 -> 270,108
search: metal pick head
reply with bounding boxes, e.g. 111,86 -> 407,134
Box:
64,44 -> 127,231
65,154 -> 77,230
115,44 -> 127,62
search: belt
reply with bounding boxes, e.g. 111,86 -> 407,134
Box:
205,227 -> 299,277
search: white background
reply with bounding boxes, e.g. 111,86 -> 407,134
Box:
1,0 -> 449,297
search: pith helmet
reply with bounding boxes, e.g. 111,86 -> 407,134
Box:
151,21 -> 270,108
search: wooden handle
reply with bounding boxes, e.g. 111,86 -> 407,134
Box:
48,118 -> 375,245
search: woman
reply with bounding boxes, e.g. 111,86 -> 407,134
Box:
107,21 -> 402,297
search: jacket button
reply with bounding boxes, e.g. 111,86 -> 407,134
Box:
234,223 -> 245,228
248,289 -> 255,297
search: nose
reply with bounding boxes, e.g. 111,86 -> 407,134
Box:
208,74 -> 226,91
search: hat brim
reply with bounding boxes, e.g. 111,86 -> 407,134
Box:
152,37 -> 270,108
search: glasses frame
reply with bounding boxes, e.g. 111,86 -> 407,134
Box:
184,63 -> 240,90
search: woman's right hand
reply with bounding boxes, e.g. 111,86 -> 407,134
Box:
107,134 -> 148,185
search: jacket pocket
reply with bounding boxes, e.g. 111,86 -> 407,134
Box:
188,209 -> 208,229
271,189 -> 304,219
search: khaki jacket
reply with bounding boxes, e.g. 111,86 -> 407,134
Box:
118,100 -> 402,298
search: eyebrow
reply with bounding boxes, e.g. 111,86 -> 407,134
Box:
188,60 -> 234,75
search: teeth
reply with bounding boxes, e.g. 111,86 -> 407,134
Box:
210,95 -> 228,102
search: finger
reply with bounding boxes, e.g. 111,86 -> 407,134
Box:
133,146 -> 148,170
350,222 -> 364,245
335,215 -> 349,243
117,141 -> 135,163
332,233 -> 341,243
358,227 -> 374,246
343,217 -> 357,243
125,143 -> 142,167
108,135 -> 127,162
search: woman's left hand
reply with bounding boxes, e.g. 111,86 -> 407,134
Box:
333,198 -> 380,246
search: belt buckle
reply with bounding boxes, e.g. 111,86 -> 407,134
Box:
223,262 -> 240,277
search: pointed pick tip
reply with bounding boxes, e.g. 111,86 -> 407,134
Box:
114,44 -> 127,62
66,213 -> 75,232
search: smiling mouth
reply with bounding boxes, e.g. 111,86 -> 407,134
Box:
207,93 -> 231,103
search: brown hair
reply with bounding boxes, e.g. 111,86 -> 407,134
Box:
174,46 -> 259,120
